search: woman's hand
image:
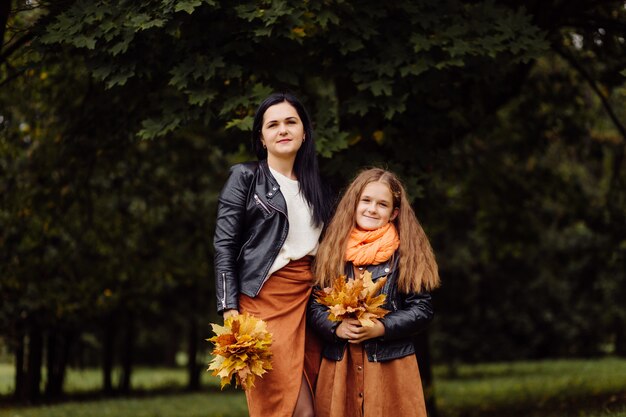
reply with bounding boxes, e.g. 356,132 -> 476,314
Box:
222,309 -> 239,321
335,318 -> 385,343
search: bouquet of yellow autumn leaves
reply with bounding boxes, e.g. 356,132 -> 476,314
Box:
207,313 -> 273,390
315,270 -> 389,327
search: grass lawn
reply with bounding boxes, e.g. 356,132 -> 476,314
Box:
0,365 -> 12,397
0,358 -> 625,417
433,358 -> 626,417
0,392 -> 248,417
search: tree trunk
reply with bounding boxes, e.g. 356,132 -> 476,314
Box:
45,331 -> 58,398
0,0 -> 10,52
615,317 -> 626,357
102,317 -> 116,395
118,313 -> 134,393
186,315 -> 201,391
14,322 -> 25,402
26,323 -> 44,403
57,331 -> 72,398
45,329 -> 72,399
414,330 -> 438,417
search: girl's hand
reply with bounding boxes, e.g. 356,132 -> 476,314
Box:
335,318 -> 361,340
222,309 -> 239,321
336,318 -> 385,343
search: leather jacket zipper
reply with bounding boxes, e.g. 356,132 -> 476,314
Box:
221,273 -> 227,310
256,189 -> 287,295
256,206 -> 288,296
253,194 -> 271,214
252,172 -> 288,295
256,227 -> 288,296
265,199 -> 286,217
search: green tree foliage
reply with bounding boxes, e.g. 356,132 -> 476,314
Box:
1,0 -> 625,407
428,54 -> 626,362
0,53 -> 228,398
27,0 -> 547,147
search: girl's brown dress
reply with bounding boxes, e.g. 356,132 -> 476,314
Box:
239,256 -> 321,417
315,342 -> 427,417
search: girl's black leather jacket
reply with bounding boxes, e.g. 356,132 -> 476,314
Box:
307,253 -> 434,362
214,160 -> 289,314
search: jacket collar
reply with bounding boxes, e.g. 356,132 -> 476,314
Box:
258,160 -> 281,200
346,252 -> 399,280
257,160 -> 288,215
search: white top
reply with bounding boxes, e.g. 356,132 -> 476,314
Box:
266,167 -> 323,278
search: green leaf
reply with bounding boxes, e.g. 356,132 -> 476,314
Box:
316,130 -> 349,158
72,35 -> 97,49
137,116 -> 182,139
337,37 -> 364,54
91,65 -> 113,81
108,32 -> 135,56
174,0 -> 203,14
317,10 -> 340,28
225,116 -> 253,131
358,79 -> 393,97
382,97 -> 407,120
410,33 -> 434,54
399,60 -> 431,77
187,90 -> 216,106
345,99 -> 371,116
128,13 -> 165,30
104,65 -> 136,88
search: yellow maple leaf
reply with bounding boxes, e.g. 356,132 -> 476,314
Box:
207,312 -> 273,390
315,270 -> 390,328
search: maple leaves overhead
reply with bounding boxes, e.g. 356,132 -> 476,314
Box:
207,313 -> 273,390
315,270 -> 389,327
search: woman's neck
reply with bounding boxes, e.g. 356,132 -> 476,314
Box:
267,155 -> 297,180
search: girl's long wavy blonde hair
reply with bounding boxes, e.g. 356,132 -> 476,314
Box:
313,168 -> 440,293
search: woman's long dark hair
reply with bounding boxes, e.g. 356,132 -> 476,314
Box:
252,92 -> 331,227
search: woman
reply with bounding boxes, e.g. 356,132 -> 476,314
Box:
214,92 -> 331,417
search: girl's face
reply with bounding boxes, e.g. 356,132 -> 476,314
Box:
260,101 -> 305,160
355,181 -> 399,230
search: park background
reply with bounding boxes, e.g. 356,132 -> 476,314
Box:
1,1 -> 626,416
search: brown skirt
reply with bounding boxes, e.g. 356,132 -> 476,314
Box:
239,256 -> 322,417
315,344 -> 426,417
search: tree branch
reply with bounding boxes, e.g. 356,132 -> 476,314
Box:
1,1 -> 74,67
554,44 -> 626,139
0,64 -> 29,88
0,30 -> 35,66
553,43 -> 625,198
563,14 -> 626,33
0,0 -> 11,54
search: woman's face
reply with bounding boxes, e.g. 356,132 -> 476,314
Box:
260,101 -> 305,160
355,181 -> 399,230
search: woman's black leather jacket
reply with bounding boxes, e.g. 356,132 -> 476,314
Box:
214,160 -> 289,314
307,253 -> 434,362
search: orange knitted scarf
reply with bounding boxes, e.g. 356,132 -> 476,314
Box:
345,223 -> 400,266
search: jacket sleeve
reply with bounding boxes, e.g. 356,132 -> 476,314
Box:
307,288 -> 341,343
213,164 -> 253,314
379,291 -> 434,341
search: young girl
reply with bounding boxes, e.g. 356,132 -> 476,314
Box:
308,168 -> 440,417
